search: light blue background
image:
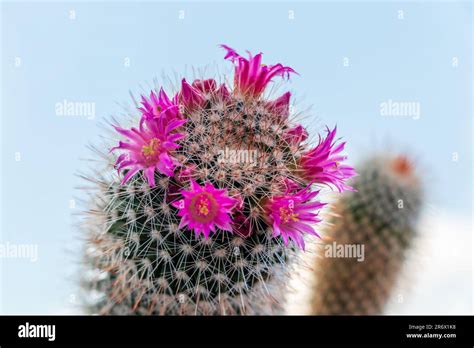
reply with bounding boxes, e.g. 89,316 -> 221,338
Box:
1,1 -> 472,314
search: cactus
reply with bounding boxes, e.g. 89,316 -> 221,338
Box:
80,45 -> 355,315
309,154 -> 423,315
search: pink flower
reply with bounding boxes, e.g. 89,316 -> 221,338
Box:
139,88 -> 182,125
174,164 -> 196,184
265,187 -> 325,250
192,78 -> 231,102
283,124 -> 308,145
299,126 -> 356,192
217,84 -> 231,101
232,212 -> 253,238
176,79 -> 206,111
172,180 -> 238,238
281,177 -> 303,193
265,92 -> 291,120
221,44 -> 296,98
192,79 -> 217,95
112,116 -> 186,187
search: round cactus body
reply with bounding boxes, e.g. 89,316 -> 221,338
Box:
80,45 -> 355,315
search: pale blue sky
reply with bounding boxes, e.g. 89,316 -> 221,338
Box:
1,1 -> 472,314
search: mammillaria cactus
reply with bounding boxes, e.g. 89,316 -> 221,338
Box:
80,45 -> 355,315
309,155 -> 423,315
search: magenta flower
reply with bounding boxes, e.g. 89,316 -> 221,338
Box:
283,124 -> 308,145
265,187 -> 325,250
176,78 -> 206,111
112,116 -> 186,187
139,88 -> 182,124
281,177 -> 303,193
232,212 -> 253,238
221,44 -> 296,98
174,164 -> 196,184
299,126 -> 356,192
172,180 -> 238,238
216,84 -> 231,101
192,78 -> 231,102
265,91 -> 291,120
192,79 -> 217,95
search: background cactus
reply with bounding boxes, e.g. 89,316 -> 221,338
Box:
79,45 -> 355,315
309,154 -> 423,315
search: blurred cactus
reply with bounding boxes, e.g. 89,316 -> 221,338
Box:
310,155 -> 423,315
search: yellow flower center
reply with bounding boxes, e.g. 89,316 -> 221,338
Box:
142,138 -> 161,163
190,192 -> 219,223
280,200 -> 299,224
197,198 -> 210,216
279,205 -> 299,224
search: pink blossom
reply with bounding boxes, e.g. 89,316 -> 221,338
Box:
265,92 -> 291,120
192,79 -> 217,94
112,116 -> 186,187
139,88 -> 182,125
176,79 -> 206,110
175,164 -> 195,183
283,124 -> 308,145
265,187 -> 325,250
172,180 -> 238,238
221,44 -> 296,98
232,212 -> 253,238
299,126 -> 356,192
